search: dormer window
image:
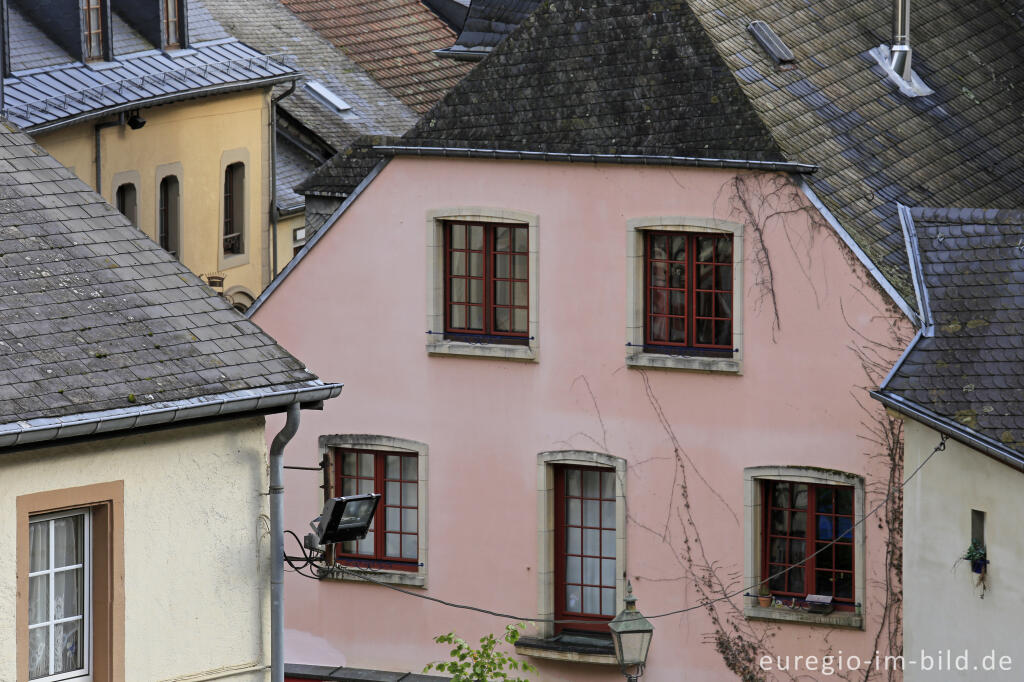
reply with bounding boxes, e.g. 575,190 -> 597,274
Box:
83,0 -> 104,60
163,0 -> 181,49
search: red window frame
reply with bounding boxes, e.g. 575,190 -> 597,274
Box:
331,448 -> 418,572
761,481 -> 855,609
644,231 -> 733,353
83,0 -> 104,60
163,0 -> 181,48
554,466 -> 617,633
443,221 -> 528,344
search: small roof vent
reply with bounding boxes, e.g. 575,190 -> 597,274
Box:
747,20 -> 795,68
304,80 -> 353,116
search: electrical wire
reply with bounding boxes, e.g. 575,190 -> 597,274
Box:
285,434 -> 947,623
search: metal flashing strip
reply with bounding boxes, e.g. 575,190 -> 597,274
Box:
248,159 -> 390,316
878,327 -> 924,391
0,382 -> 343,450
372,145 -> 819,174
797,178 -> 920,326
873,390 -> 1024,473
897,203 -> 933,333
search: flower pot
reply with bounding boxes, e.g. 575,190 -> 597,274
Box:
971,558 -> 989,574
758,596 -> 771,608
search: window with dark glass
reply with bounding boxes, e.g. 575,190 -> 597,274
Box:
554,466 -> 616,632
163,0 -> 180,48
644,231 -> 733,352
115,183 -> 137,226
83,0 -> 104,61
223,163 -> 245,256
762,481 -> 855,607
159,175 -> 180,259
333,448 -> 418,570
443,221 -> 528,342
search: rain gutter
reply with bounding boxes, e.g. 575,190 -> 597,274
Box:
23,73 -> 298,135
0,382 -> 342,450
871,390 -> 1024,474
371,145 -> 819,174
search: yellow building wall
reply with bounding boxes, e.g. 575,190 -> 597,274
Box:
275,210 -> 306,272
35,90 -> 273,305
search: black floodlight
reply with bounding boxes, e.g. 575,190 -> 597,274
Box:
315,493 -> 380,545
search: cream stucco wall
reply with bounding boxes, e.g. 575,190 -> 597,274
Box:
902,419 -> 1022,680
0,416 -> 271,681
35,90 -> 273,304
255,157 -> 913,681
275,211 -> 306,275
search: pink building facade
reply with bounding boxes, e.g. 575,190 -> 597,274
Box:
253,155 -> 912,681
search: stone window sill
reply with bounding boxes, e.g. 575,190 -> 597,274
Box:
427,340 -> 537,361
626,351 -> 740,374
321,565 -> 426,588
744,605 -> 863,629
515,633 -> 618,665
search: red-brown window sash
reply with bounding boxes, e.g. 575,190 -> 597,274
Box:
331,448 -> 418,572
553,466 -> 616,633
443,221 -> 528,343
643,231 -> 733,352
163,0 -> 180,48
761,481 -> 856,609
83,0 -> 104,60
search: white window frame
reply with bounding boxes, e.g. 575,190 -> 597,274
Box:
743,466 -> 865,629
319,435 -> 429,588
28,508 -> 93,682
626,216 -> 744,373
426,207 -> 539,361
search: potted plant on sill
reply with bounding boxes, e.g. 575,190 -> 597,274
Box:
962,540 -> 988,574
757,585 -> 772,608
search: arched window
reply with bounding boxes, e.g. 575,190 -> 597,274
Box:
159,175 -> 180,259
115,183 -> 137,226
223,163 -> 245,255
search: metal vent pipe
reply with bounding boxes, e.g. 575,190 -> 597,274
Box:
890,0 -> 912,80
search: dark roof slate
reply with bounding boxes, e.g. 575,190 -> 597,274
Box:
881,207 -> 1024,456
0,121 -> 320,425
295,136 -> 396,198
690,0 -> 1024,302
448,0 -> 541,56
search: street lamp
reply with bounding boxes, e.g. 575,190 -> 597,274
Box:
608,582 -> 653,681
314,493 -> 381,545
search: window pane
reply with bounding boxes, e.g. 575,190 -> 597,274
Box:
788,567 -> 804,594
513,309 -> 527,333
495,227 -> 510,251
835,544 -> 853,571
816,572 -> 833,596
835,572 -> 853,599
403,482 -> 417,507
583,529 -> 599,555
566,469 -> 580,496
566,585 -> 581,612
469,253 -> 483,276
342,479 -> 356,495
402,457 -> 417,481
341,452 -> 356,475
29,626 -> 48,679
469,225 -> 484,249
790,512 -> 806,537
793,485 -> 808,509
715,320 -> 731,347
697,264 -> 713,290
716,237 -> 732,261
386,507 -> 400,531
54,569 -> 82,618
601,501 -> 615,527
817,543 -> 833,568
601,472 -> 614,498
494,255 -> 509,278
670,235 -> 686,261
697,236 -> 715,262
670,290 -> 685,315
650,261 -> 667,287
818,516 -> 834,541
769,538 -> 786,563
716,292 -> 732,318
669,263 -> 685,289
402,534 -> 417,559
697,292 -> 713,316
583,557 -> 599,585
583,586 -> 600,614
696,318 -> 712,344
816,488 -> 834,513
567,499 -> 580,525
29,576 -> 48,625
495,308 -> 510,332
716,265 -> 732,290
451,223 -> 465,248
469,306 -> 483,330
451,278 -> 465,303
513,255 -> 527,279
495,281 -> 509,305
836,488 -> 854,515
451,251 -> 466,275
789,540 -> 806,564
386,456 -> 400,479
357,532 -> 373,554
567,527 -> 581,554
836,517 -> 853,540
771,483 -> 790,509
359,452 -> 373,474
768,566 -> 786,592
54,620 -> 83,674
770,510 -> 787,534
450,304 -> 465,328
602,558 -> 616,587
513,281 -> 527,306
601,530 -> 615,557
385,533 -> 400,557
402,509 -> 417,533
566,556 -> 581,582
386,481 -> 400,502
582,470 -> 599,497
513,227 -> 527,251
601,588 -> 616,616
29,522 -> 48,573
358,479 -> 374,495
583,500 -> 599,526
469,279 -> 483,303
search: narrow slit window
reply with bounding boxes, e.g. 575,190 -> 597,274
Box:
163,0 -> 180,49
223,163 -> 245,256
159,175 -> 180,259
115,183 -> 137,226
83,0 -> 104,61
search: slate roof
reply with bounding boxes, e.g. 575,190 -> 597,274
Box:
876,207 -> 1024,458
444,0 -> 541,59
0,120 -> 324,426
689,0 -> 1024,302
2,0 -> 296,132
279,0 -> 475,114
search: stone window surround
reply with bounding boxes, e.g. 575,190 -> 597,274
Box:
319,434 -> 429,588
626,216 -> 745,373
426,207 -> 539,361
524,451 -> 625,665
218,148 -> 251,272
111,169 -> 141,225
743,466 -> 865,629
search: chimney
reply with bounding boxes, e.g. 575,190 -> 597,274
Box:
890,0 -> 912,80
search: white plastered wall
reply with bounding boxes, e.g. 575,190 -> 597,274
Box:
0,416 -> 271,682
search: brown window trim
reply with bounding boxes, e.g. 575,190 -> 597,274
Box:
163,0 -> 182,49
17,481 -> 125,682
83,0 -> 106,62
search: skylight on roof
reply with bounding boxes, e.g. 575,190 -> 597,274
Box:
747,20 -> 795,68
304,80 -> 352,116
